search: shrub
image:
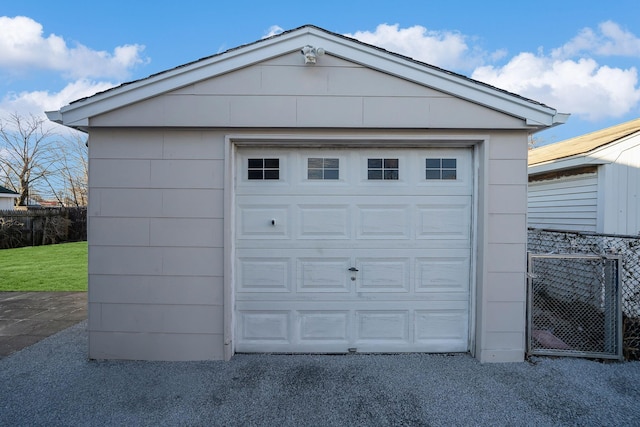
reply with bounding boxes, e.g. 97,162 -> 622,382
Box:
0,218 -> 24,249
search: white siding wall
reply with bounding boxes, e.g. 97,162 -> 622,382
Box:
528,173 -> 598,232
88,129 -> 226,360
600,142 -> 640,235
0,197 -> 14,210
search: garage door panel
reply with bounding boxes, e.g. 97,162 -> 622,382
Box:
417,198 -> 471,240
237,257 -> 291,293
356,311 -> 409,342
238,300 -> 468,310
415,310 -> 468,343
357,258 -> 410,293
236,250 -> 470,296
357,205 -> 411,239
297,258 -> 351,292
299,311 -> 350,341
236,291 -> 469,302
237,240 -> 471,250
239,311 -> 290,343
416,256 -> 470,292
236,148 -> 473,196
238,205 -> 291,239
298,205 -> 350,239
237,198 -> 471,243
237,309 -> 468,350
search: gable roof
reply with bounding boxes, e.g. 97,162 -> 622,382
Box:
0,185 -> 19,196
47,25 -> 568,131
529,117 -> 640,166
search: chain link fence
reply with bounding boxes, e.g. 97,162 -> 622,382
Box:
528,253 -> 622,359
528,228 -> 640,360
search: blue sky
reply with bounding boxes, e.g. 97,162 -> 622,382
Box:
2,0 -> 640,144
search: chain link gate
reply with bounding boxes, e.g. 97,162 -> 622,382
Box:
528,228 -> 640,360
527,253 -> 622,360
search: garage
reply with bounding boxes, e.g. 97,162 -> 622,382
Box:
235,145 -> 473,353
47,24 -> 567,362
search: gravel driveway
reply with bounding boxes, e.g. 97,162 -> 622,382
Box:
1,321 -> 638,426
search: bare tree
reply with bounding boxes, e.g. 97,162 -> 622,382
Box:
52,132 -> 88,207
0,113 -> 60,206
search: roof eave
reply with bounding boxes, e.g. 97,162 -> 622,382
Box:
529,152 -> 609,174
46,110 -> 89,132
527,112 -> 570,129
45,110 -> 63,124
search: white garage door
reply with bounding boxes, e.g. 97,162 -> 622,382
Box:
235,146 -> 473,353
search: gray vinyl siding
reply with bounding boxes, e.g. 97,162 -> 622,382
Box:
87,129 -> 226,360
528,173 -> 598,232
91,53 -> 525,130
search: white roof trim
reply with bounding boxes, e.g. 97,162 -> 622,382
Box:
528,155 -> 608,175
47,26 -> 566,130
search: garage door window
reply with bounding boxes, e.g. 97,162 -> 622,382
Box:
426,158 -> 457,180
308,158 -> 339,180
368,158 -> 399,180
248,158 -> 280,180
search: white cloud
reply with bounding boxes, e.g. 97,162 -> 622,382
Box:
552,21 -> 640,59
1,80 -> 117,123
0,16 -> 147,80
472,21 -> 640,121
345,22 -> 640,122
472,54 -> 640,121
345,23 -> 490,71
4,16 -> 640,129
263,25 -> 284,39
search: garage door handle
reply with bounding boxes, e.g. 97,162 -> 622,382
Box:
348,267 -> 359,272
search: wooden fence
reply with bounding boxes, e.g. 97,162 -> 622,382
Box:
0,207 -> 87,248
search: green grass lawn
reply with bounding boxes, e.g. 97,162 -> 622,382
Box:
0,241 -> 87,291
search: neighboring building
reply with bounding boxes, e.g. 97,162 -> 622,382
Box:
0,186 -> 18,210
529,118 -> 640,235
47,25 -> 567,363
38,200 -> 64,208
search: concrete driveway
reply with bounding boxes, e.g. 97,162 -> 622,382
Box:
1,320 -> 639,426
0,291 -> 86,358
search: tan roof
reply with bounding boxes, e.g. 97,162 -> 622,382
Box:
528,117 -> 640,166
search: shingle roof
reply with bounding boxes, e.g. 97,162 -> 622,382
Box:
528,117 -> 640,166
0,185 -> 18,195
